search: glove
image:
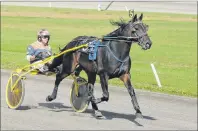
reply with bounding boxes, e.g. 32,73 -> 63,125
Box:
36,52 -> 51,60
35,52 -> 44,60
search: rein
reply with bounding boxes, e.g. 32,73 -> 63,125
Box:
102,33 -> 147,43
99,21 -> 148,73
103,21 -> 148,43
102,36 -> 134,43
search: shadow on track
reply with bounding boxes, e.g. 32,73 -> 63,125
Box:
38,102 -> 157,126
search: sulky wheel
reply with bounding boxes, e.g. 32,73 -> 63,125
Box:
70,77 -> 90,113
6,73 -> 25,109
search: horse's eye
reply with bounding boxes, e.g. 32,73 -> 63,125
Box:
132,28 -> 136,32
132,30 -> 136,33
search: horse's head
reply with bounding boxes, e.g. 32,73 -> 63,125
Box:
108,13 -> 152,50
128,13 -> 152,50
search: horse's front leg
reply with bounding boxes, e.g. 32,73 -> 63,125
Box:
120,73 -> 143,118
87,72 -> 103,118
95,72 -> 109,104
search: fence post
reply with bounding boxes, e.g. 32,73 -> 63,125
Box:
98,3 -> 101,11
151,63 -> 162,87
49,2 -> 52,8
125,6 -> 129,11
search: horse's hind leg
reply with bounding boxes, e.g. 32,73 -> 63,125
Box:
46,69 -> 69,102
120,73 -> 143,118
95,73 -> 109,104
74,65 -> 82,76
46,53 -> 78,102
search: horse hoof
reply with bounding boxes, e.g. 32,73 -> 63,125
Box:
46,95 -> 54,102
94,110 -> 103,118
135,112 -> 143,119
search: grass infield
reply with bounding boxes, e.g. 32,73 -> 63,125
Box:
1,5 -> 197,97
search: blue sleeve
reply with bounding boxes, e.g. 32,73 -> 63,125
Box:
26,45 -> 34,55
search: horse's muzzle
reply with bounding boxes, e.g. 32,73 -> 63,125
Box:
145,42 -> 151,49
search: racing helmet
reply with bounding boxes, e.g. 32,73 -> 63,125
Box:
37,29 -> 50,42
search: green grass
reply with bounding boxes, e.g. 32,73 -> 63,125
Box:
1,5 -> 197,97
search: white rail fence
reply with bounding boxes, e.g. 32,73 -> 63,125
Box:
2,1 -> 196,14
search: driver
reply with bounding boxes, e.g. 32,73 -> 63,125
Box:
26,29 -> 54,75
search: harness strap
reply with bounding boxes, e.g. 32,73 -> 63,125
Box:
99,43 -> 127,63
98,41 -> 129,74
119,56 -> 129,74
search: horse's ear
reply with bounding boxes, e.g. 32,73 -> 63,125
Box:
139,13 -> 143,21
132,14 -> 137,22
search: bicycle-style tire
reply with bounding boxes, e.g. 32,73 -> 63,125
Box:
70,77 -> 90,113
6,73 -> 25,109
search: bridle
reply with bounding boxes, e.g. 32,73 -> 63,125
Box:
102,21 -> 148,45
131,21 -> 148,46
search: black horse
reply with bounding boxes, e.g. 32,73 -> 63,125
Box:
46,13 -> 152,118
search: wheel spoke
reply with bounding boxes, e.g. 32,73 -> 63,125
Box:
6,73 -> 24,109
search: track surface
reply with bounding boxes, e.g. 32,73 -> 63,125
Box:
1,1 -> 197,14
1,69 -> 197,130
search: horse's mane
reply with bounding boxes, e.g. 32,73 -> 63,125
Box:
60,18 -> 131,52
106,18 -> 129,37
60,36 -> 98,52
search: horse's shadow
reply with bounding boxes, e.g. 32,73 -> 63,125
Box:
38,102 -> 71,110
38,102 -> 157,126
84,109 -> 156,126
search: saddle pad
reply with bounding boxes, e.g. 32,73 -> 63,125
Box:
88,40 -> 101,61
